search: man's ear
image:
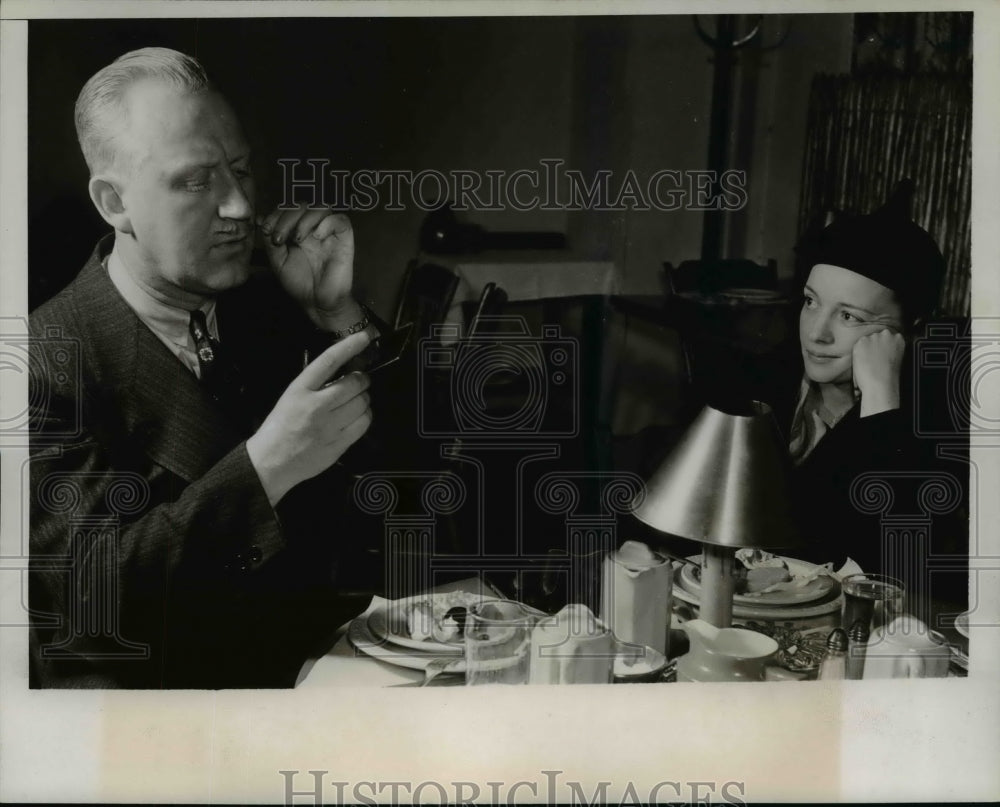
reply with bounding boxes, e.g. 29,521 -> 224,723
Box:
88,175 -> 134,235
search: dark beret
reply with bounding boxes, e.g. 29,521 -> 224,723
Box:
796,183 -> 946,321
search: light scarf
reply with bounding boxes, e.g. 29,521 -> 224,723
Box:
788,376 -> 856,465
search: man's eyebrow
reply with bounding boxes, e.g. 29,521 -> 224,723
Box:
229,151 -> 251,164
166,160 -> 218,178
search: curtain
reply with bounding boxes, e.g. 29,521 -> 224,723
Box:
798,73 -> 971,317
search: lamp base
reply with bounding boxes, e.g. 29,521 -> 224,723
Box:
700,544 -> 736,627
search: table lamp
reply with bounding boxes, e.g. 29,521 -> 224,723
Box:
632,401 -> 799,627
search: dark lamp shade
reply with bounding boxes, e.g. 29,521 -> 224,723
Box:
632,401 -> 799,549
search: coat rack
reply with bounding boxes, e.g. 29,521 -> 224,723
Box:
692,15 -> 790,263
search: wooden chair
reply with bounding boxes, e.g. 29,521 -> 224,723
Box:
392,259 -> 460,337
465,281 -> 509,337
663,257 -> 778,296
662,258 -> 785,407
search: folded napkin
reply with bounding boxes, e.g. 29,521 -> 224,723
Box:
298,578 -> 504,688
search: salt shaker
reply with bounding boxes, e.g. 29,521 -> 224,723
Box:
846,620 -> 869,680
817,628 -> 848,680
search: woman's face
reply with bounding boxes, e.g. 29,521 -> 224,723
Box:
799,264 -> 903,385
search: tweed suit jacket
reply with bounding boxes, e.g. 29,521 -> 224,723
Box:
29,236 -> 357,688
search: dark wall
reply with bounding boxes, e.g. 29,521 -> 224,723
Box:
28,17 -> 580,312
28,15 -> 853,314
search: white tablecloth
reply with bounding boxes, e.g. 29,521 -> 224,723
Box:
297,579 -> 502,688
295,596 -> 427,688
442,260 -> 621,337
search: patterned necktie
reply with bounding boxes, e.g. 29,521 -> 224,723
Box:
188,309 -> 244,407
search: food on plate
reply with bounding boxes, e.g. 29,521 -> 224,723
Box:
406,601 -> 435,642
432,607 -> 468,643
743,566 -> 792,593
732,548 -> 791,594
402,591 -> 484,644
735,548 -> 789,570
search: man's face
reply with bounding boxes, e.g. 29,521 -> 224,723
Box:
115,81 -> 255,297
799,263 -> 903,385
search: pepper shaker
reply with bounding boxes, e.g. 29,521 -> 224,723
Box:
846,620 -> 869,680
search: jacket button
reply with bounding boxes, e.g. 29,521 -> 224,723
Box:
249,546 -> 263,563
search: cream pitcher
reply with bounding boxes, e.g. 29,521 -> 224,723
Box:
599,540 -> 672,657
676,619 -> 778,682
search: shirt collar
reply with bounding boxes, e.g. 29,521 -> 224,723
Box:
106,242 -> 218,348
796,376 -> 856,430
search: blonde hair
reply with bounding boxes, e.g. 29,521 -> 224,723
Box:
74,47 -> 211,174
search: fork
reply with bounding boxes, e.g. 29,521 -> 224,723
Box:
417,657 -> 462,687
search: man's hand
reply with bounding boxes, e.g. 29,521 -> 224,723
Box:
258,205 -> 361,330
246,331 -> 372,506
853,328 -> 906,417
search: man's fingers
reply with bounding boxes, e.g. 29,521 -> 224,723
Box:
295,330 -> 372,391
310,212 -> 352,243
320,392 -> 371,440
290,208 -> 334,244
317,376 -> 371,411
258,207 -> 288,238
269,207 -> 309,245
325,404 -> 373,451
258,208 -> 279,231
261,230 -> 288,268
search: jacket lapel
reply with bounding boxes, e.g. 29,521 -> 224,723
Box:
72,238 -> 245,483
129,324 -> 244,482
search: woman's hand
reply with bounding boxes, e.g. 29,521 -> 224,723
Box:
852,328 -> 906,417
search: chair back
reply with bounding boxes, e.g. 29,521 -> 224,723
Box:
393,259 -> 460,336
466,282 -> 509,338
664,258 -> 778,295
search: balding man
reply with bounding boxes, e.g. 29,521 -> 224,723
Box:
29,47 -> 380,688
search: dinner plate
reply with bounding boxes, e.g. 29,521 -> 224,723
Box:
352,613 -> 670,681
679,555 -> 838,606
367,591 -> 501,653
671,566 -> 843,620
348,616 -> 467,673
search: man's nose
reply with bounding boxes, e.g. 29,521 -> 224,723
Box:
218,174 -> 252,220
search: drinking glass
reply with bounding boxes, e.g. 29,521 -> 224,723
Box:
464,600 -> 535,685
841,574 -> 905,636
